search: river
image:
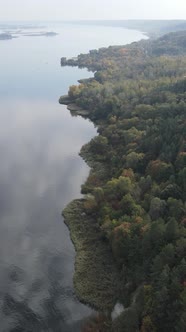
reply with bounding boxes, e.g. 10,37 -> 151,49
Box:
0,22 -> 147,331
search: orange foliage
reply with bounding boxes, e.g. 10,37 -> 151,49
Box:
114,222 -> 131,237
86,174 -> 101,187
122,168 -> 135,180
84,198 -> 97,211
181,217 -> 186,227
146,159 -> 173,181
118,48 -> 129,55
176,151 -> 186,169
141,224 -> 149,235
134,216 -> 143,224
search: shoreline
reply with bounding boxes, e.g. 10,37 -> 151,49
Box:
62,129 -> 122,313
63,198 -> 121,313
59,37 -> 144,328
59,29 -> 186,330
60,92 -> 124,317
59,39 -> 144,325
62,128 -> 143,329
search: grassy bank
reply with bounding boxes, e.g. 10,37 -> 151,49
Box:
63,199 -> 121,313
60,84 -> 122,316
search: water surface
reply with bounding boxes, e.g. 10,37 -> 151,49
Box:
0,22 -> 147,331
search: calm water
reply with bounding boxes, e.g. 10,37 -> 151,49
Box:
0,22 -> 147,331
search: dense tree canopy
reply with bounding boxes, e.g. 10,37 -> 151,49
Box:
61,31 -> 186,331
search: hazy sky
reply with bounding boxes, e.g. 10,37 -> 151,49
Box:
0,0 -> 186,21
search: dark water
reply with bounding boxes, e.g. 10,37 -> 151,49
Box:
0,23 -> 147,331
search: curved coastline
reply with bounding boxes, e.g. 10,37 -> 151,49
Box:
59,36 -> 148,327
59,35 -> 152,329
60,91 -> 140,331
59,28 -> 186,331
60,81 -> 123,317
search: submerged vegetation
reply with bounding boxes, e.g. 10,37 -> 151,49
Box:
61,31 -> 186,331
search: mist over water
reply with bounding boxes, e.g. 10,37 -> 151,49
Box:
0,22 -> 147,331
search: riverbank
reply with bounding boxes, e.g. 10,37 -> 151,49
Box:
63,199 -> 121,313
60,30 -> 186,332
59,42 -> 144,327
61,104 -> 142,330
60,93 -> 122,313
61,91 -> 125,316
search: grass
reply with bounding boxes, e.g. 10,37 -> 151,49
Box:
63,199 -> 121,313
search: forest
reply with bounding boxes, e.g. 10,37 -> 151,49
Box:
68,20 -> 186,37
60,31 -> 186,331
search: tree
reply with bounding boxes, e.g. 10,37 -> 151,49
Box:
141,315 -> 156,332
93,187 -> 104,204
149,197 -> 166,220
146,160 -> 174,182
126,152 -> 144,170
165,218 -> 179,242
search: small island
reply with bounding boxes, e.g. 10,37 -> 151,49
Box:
0,33 -> 13,40
24,31 -> 58,37
0,26 -> 58,40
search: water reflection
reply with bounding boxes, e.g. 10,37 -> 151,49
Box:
0,22 -> 147,330
0,99 -> 95,331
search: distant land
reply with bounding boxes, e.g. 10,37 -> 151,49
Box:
1,20 -> 186,40
0,23 -> 46,30
0,24 -> 58,40
0,33 -> 14,40
24,31 -> 58,37
69,19 -> 186,37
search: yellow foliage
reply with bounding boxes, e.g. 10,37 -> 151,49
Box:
141,315 -> 156,332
